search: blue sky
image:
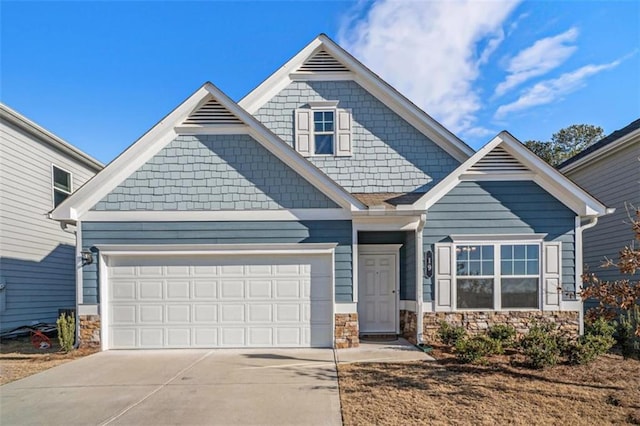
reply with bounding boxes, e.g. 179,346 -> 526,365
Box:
2,1 -> 638,164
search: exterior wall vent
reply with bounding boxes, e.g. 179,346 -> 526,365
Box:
183,97 -> 243,125
469,145 -> 530,172
297,50 -> 350,73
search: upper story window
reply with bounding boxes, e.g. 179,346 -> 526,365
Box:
313,111 -> 335,155
52,165 -> 72,207
294,102 -> 352,157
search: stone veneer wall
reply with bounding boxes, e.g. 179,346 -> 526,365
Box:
399,310 -> 418,344
422,311 -> 580,343
79,315 -> 101,348
335,313 -> 359,348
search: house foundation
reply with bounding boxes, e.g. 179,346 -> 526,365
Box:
422,311 -> 579,343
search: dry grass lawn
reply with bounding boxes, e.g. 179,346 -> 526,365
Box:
0,337 -> 97,385
338,346 -> 640,425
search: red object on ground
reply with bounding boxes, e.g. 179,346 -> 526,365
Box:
30,330 -> 51,350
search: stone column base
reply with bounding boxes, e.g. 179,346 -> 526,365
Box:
334,313 -> 359,348
79,315 -> 101,348
399,310 -> 417,344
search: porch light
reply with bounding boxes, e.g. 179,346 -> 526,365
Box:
81,250 -> 94,266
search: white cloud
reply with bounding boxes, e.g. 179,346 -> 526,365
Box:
494,59 -> 622,118
494,27 -> 579,97
338,0 -> 520,137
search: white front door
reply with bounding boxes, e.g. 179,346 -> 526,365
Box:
358,253 -> 397,333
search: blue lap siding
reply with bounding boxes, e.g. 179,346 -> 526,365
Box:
81,221 -> 353,304
422,181 -> 576,302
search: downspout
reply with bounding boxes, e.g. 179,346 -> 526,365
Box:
60,221 -> 81,349
415,214 -> 426,344
574,213 -> 608,335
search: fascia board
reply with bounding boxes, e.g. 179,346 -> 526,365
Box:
560,129 -> 640,173
238,34 -> 474,163
0,103 -> 104,172
498,133 -> 608,216
239,38 -> 324,113
411,135 -> 504,210
50,85 -> 212,221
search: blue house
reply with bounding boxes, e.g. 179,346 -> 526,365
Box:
51,35 -> 608,350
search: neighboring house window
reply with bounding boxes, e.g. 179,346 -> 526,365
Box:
294,104 -> 352,157
455,243 -> 540,310
52,165 -> 72,207
313,111 -> 334,155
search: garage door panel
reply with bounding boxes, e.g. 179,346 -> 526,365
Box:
194,304 -> 217,322
112,305 -> 136,324
275,280 -> 302,298
140,329 -> 164,347
140,305 -> 163,323
276,304 -> 301,322
107,253 -> 333,349
221,304 -> 245,322
112,281 -> 136,300
167,281 -> 190,299
193,280 -> 218,298
139,281 -> 163,299
248,304 -> 272,322
167,328 -> 190,346
220,280 -> 245,299
247,280 -> 272,298
167,305 -> 190,322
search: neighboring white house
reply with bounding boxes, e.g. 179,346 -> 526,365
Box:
560,118 -> 640,294
0,103 -> 103,332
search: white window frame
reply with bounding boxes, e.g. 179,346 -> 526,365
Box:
452,237 -> 545,311
51,164 -> 72,208
312,109 -> 336,156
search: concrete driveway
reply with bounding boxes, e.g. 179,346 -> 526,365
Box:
0,349 -> 341,426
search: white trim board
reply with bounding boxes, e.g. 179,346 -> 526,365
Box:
94,243 -> 339,257
238,34 -> 474,163
50,82 -> 365,223
82,209 -> 351,222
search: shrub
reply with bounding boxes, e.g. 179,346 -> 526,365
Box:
455,335 -> 503,364
566,334 -> 615,365
487,324 -> 517,346
618,305 -> 640,359
519,323 -> 561,368
585,317 -> 616,338
437,321 -> 466,346
56,313 -> 75,352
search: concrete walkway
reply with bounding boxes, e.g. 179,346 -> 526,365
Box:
0,340 -> 432,426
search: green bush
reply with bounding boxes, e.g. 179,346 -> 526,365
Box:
519,323 -> 562,368
585,317 -> 617,338
487,324 -> 517,346
617,305 -> 640,359
56,313 -> 75,352
455,335 -> 503,363
566,334 -> 615,365
437,321 -> 466,346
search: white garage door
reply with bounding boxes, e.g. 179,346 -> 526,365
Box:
105,254 -> 333,349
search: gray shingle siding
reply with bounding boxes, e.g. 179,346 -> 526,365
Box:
81,220 -> 353,303
93,134 -> 338,211
422,181 -> 576,302
254,80 -> 460,193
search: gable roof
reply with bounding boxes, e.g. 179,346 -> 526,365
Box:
0,103 -> 103,172
238,33 -> 474,163
50,82 -> 365,222
412,131 -> 609,217
558,118 -> 640,173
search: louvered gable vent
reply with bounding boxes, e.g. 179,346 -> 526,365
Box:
297,49 -> 350,73
468,145 -> 530,173
182,97 -> 243,125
